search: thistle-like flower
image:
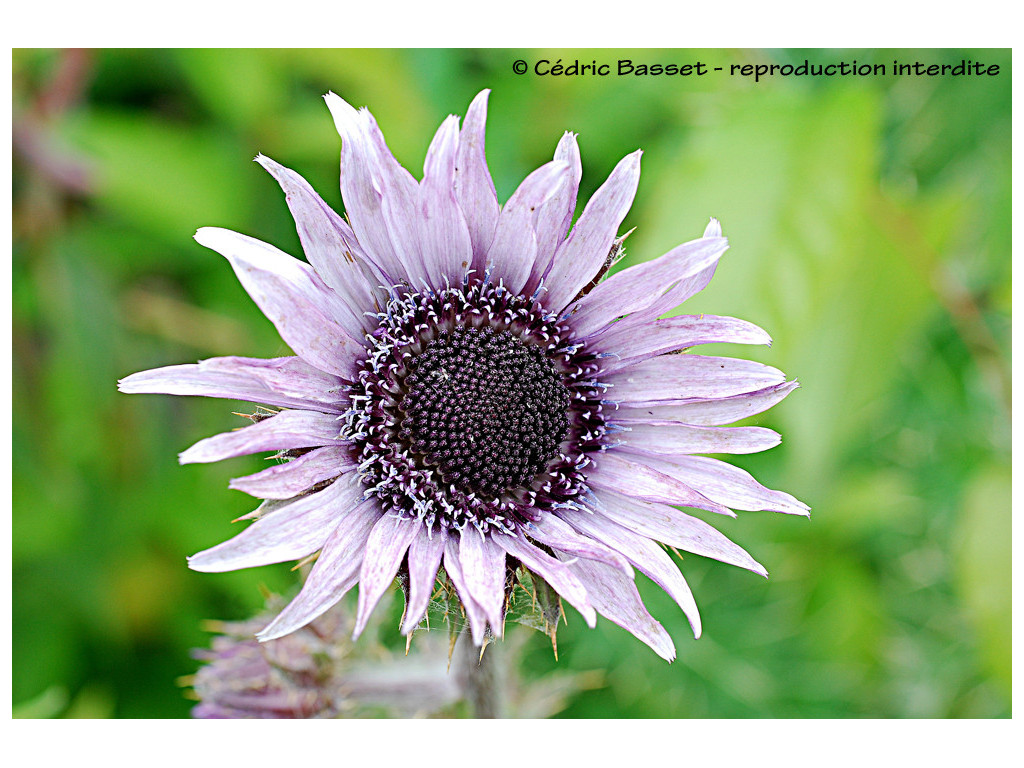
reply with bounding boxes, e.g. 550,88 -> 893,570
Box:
120,90 -> 808,660
189,598 -> 462,718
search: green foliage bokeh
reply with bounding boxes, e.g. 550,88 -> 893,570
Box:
12,48 -> 1010,718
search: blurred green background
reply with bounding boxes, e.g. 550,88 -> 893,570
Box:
12,48 -> 1010,718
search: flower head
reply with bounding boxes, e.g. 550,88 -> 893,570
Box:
189,597 -> 461,718
120,90 -> 808,660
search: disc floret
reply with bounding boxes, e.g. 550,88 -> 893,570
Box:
342,278 -> 609,534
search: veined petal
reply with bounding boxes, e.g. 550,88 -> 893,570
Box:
486,160 -> 571,295
556,554 -> 675,661
587,452 -> 734,516
525,514 -> 633,576
118,355 -> 348,413
457,528 -> 507,636
594,488 -> 768,576
228,445 -> 354,499
559,507 -> 702,638
256,497 -> 382,641
492,533 -> 596,627
617,422 -> 782,455
587,218 -> 725,339
178,409 -> 345,465
543,150 -> 642,313
194,227 -> 365,380
604,355 -> 786,405
643,454 -> 811,516
593,314 -> 772,373
255,153 -> 384,334
188,477 -> 363,573
419,114 -> 474,287
455,90 -> 500,272
526,132 -> 582,295
443,539 -> 489,645
324,92 -> 419,287
570,235 -> 729,339
616,381 -> 800,427
401,528 -> 448,635
353,515 -> 422,638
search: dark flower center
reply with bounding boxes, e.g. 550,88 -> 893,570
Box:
400,327 -> 570,498
343,279 -> 609,534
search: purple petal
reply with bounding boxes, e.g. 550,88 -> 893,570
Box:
178,409 -> 345,465
256,497 -> 382,641
555,554 -> 675,661
324,92 -> 419,287
587,452 -> 735,516
457,528 -> 507,636
585,218 -> 725,339
604,355 -> 787,405
526,132 -> 582,295
228,446 -> 354,499
188,476 -> 364,573
569,235 -> 729,339
455,90 -> 500,273
594,488 -> 768,576
255,153 -> 385,333
353,515 -> 422,638
419,114 -> 474,287
524,514 -> 633,575
616,422 -> 782,455
485,160 -> 570,294
401,527 -> 448,634
645,454 -> 810,516
442,539 -> 489,645
193,227 -> 365,380
543,151 -> 642,313
616,381 -> 800,427
118,355 -> 348,413
559,507 -> 702,638
593,314 -> 771,373
492,533 -> 596,627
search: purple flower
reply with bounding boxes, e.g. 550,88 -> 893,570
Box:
190,599 -> 462,718
120,90 -> 808,661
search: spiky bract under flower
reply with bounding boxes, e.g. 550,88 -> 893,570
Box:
119,89 -> 808,661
